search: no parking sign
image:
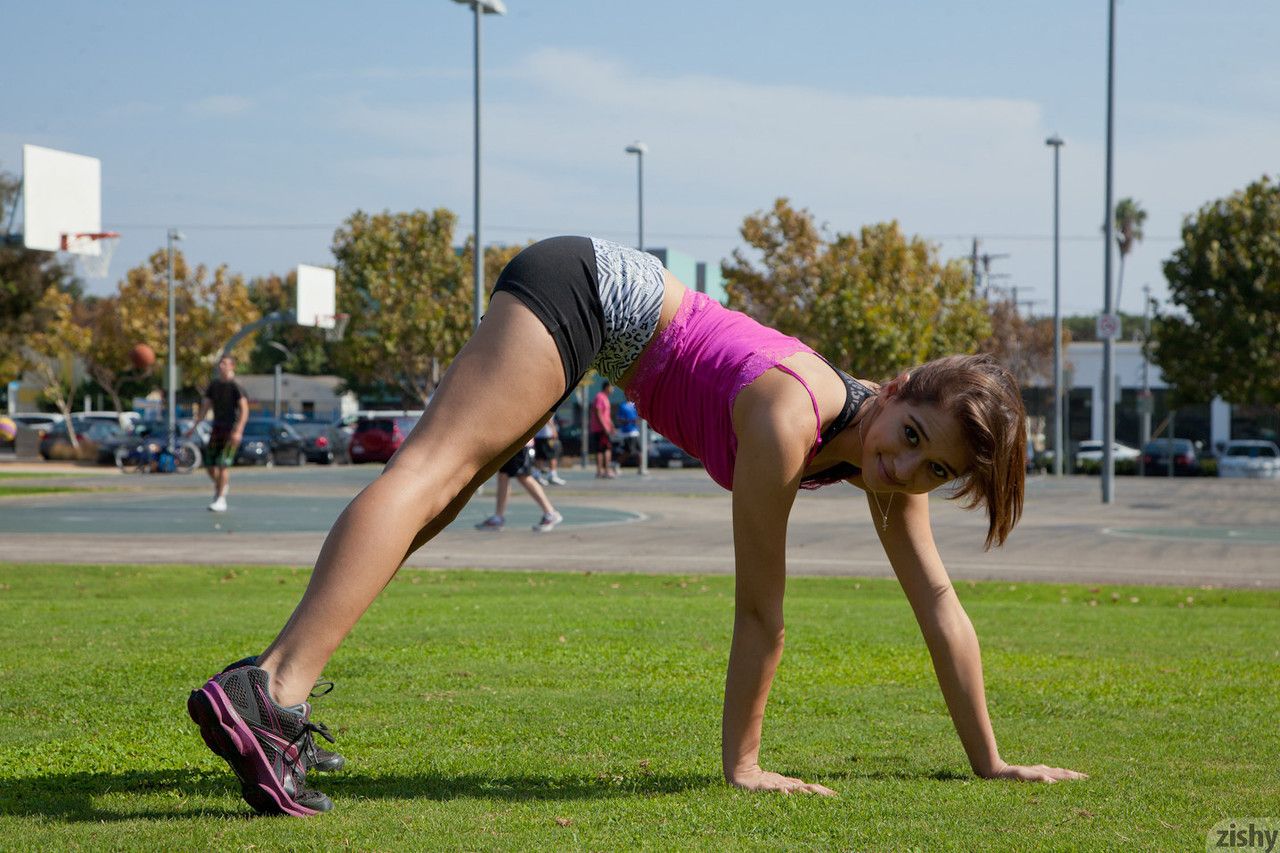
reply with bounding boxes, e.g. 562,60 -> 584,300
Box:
1096,313 -> 1122,340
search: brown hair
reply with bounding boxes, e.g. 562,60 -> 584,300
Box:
895,354 -> 1026,549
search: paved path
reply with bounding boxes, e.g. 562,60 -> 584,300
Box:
1,459 -> 1278,588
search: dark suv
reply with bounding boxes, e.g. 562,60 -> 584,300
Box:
1141,438 -> 1200,476
349,416 -> 419,464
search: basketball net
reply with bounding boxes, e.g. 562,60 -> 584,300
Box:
60,232 -> 120,279
322,313 -> 351,343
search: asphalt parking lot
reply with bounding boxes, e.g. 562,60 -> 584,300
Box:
1,459 -> 1278,588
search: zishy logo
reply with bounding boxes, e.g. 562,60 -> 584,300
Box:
1209,820 -> 1280,853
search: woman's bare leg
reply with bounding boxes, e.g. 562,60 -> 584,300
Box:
257,293 -> 565,705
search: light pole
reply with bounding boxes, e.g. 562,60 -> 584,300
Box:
1139,283 -> 1152,475
166,227 -> 184,451
1100,0 -> 1118,503
625,141 -> 650,476
268,341 -> 292,420
1045,135 -> 1065,476
451,0 -> 506,332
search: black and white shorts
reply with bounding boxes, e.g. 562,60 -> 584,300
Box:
491,236 -> 665,407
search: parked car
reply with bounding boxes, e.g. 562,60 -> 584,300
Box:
349,415 -> 419,464
12,412 -> 65,440
39,417 -> 127,461
647,434 -> 701,469
235,418 -> 307,466
1141,438 -> 1201,476
98,419 -> 211,464
74,411 -> 141,430
1073,440 -> 1141,469
1216,440 -> 1280,479
292,420 -> 350,464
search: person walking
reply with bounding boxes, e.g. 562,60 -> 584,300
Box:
590,379 -> 616,478
474,440 -> 564,532
188,236 -> 1083,816
532,417 -> 566,485
188,354 -> 248,512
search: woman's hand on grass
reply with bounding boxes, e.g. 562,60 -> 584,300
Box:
727,766 -> 837,796
982,761 -> 1088,783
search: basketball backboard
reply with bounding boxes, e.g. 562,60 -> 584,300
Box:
21,144 -> 102,254
295,264 -> 336,329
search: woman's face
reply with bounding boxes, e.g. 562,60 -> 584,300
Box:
859,396 -> 970,494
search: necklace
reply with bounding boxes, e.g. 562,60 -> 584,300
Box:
872,490 -> 893,531
856,396 -> 893,531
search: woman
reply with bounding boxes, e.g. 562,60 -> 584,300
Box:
188,236 -> 1085,816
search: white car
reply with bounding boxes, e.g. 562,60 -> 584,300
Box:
1217,440 -> 1280,479
1074,440 -> 1141,467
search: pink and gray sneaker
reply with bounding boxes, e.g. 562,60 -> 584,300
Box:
188,664 -> 336,816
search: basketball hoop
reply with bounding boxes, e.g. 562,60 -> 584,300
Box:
60,231 -> 120,279
322,313 -> 350,343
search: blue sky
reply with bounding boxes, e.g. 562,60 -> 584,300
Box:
5,0 -> 1278,317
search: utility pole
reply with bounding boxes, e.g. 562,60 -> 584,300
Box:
1046,134 -> 1065,476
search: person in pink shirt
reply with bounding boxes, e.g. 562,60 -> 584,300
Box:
188,236 -> 1084,817
590,380 -> 616,477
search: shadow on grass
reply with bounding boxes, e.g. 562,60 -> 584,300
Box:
0,768 -> 720,822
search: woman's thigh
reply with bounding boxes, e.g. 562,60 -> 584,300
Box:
387,291 -> 567,483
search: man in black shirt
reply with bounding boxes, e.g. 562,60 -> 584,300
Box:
189,355 -> 249,512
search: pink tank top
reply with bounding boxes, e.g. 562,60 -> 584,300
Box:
625,290 -> 827,491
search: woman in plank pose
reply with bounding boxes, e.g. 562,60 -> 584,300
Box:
188,236 -> 1085,816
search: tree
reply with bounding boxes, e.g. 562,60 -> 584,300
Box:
1114,197 -> 1147,311
723,198 -> 990,380
0,165 -> 82,386
331,209 -> 502,406
75,294 -> 153,417
1151,176 -> 1280,409
114,250 -> 260,397
979,298 -> 1070,387
22,287 -> 91,448
245,271 -> 334,376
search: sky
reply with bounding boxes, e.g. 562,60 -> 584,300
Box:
5,0 -> 1279,318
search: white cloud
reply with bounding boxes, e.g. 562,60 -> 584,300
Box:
186,95 -> 253,117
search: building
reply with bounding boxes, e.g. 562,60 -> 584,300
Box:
1028,341 -> 1276,452
233,374 -> 359,422
646,248 -> 727,304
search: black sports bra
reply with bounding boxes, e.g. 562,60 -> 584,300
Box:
798,364 -> 876,489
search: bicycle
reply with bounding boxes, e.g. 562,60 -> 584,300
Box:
114,437 -> 203,474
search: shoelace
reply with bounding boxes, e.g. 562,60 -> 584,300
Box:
295,682 -> 337,769
290,716 -> 337,774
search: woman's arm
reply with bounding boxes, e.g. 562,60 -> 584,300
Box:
873,491 -> 1086,782
722,390 -> 835,795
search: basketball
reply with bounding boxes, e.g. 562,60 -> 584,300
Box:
0,416 -> 16,443
130,343 -> 156,371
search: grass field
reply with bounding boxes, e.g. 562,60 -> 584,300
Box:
0,563 -> 1276,851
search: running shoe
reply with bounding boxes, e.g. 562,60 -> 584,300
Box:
475,515 -> 504,531
532,510 -> 563,533
208,496 -> 228,512
188,665 -> 335,816
548,473 -> 567,486
220,656 -> 345,772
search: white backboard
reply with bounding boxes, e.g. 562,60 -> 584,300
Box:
22,144 -> 102,253
296,264 -> 336,328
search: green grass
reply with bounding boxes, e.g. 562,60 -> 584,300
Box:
0,564 -> 1276,851
0,486 -> 85,496
0,471 -> 77,479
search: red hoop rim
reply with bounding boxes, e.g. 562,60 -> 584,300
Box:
60,231 -> 121,250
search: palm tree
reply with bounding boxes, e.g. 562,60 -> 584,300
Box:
1114,197 -> 1147,312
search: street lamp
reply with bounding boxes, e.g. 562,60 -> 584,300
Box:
1100,0 -> 1118,503
451,0 -> 507,332
1045,134 -> 1064,476
625,141 -> 650,476
267,341 -> 292,420
166,227 -> 185,450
